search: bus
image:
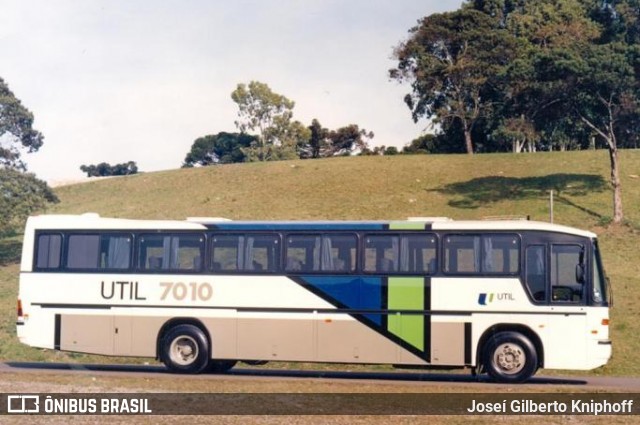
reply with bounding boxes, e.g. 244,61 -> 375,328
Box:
16,213 -> 611,383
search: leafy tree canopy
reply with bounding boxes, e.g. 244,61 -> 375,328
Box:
300,119 -> 330,159
231,81 -> 309,161
0,76 -> 56,235
328,125 -> 374,156
80,161 -> 139,177
390,8 -> 517,153
392,0 -> 640,222
299,120 -> 374,158
0,168 -> 58,236
182,132 -> 257,167
0,77 -> 44,170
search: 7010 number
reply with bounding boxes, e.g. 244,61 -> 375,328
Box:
159,282 -> 212,301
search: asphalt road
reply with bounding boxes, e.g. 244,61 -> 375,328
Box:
1,361 -> 639,391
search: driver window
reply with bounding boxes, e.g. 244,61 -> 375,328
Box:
550,244 -> 585,303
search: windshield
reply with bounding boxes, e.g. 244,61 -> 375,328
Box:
592,239 -> 609,306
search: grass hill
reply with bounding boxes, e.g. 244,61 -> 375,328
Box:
2,150 -> 640,376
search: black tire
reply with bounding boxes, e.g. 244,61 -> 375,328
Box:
483,331 -> 538,383
242,360 -> 268,366
161,324 -> 210,374
208,360 -> 237,374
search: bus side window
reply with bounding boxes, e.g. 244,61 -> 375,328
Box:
211,235 -> 240,271
444,234 -> 519,274
400,234 -> 437,274
244,234 -> 279,272
139,234 -> 204,271
364,234 -> 436,275
444,236 -> 478,273
65,234 -> 132,271
285,235 -> 319,273
525,245 -> 546,302
36,233 -> 62,269
100,235 -> 132,269
285,234 -> 356,273
364,235 -> 399,273
212,234 -> 279,273
322,234 -> 356,272
67,235 -> 100,269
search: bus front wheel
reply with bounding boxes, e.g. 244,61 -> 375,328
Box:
208,360 -> 237,374
161,324 -> 210,374
482,331 -> 538,383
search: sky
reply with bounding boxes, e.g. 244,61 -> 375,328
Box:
1,0 -> 464,183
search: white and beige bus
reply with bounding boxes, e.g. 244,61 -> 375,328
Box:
16,213 -> 611,382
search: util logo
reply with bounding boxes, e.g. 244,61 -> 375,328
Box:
478,293 -> 514,305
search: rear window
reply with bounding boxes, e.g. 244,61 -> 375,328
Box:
35,233 -> 62,269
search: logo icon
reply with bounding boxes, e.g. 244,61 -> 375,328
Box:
7,395 -> 40,413
478,292 -> 514,305
478,293 -> 493,305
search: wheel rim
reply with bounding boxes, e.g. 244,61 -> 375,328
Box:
169,335 -> 199,366
492,342 -> 525,375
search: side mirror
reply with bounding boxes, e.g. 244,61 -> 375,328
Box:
576,263 -> 585,284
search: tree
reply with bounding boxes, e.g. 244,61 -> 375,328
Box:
567,43 -> 637,223
0,77 -> 56,235
182,132 -> 257,167
481,0 -> 602,153
501,0 -> 637,223
390,9 -> 517,153
0,78 -> 44,170
492,115 -> 539,153
402,134 -> 436,154
393,0 -> 637,223
262,118 -> 310,161
80,161 -> 139,177
300,119 -> 330,159
231,81 -> 309,161
327,124 -> 373,156
298,120 -> 374,158
0,168 -> 58,235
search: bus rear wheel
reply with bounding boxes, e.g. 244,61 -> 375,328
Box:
161,324 -> 210,374
483,331 -> 538,383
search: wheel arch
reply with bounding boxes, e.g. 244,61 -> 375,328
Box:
476,324 -> 544,370
156,317 -> 212,362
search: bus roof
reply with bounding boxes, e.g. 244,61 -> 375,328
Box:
25,213 -> 597,238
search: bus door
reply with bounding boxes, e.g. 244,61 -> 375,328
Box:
523,237 -> 588,369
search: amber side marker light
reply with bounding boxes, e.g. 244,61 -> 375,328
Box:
16,299 -> 23,317
591,319 -> 611,334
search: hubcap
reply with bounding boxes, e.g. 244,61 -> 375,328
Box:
493,342 -> 525,375
169,335 -> 199,366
